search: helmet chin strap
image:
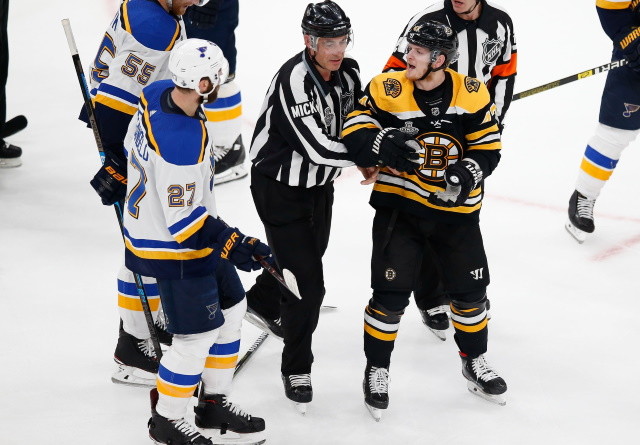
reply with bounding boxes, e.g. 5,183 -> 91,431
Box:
419,52 -> 445,80
460,0 -> 480,16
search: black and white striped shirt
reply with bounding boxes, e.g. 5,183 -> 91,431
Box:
250,50 -> 362,187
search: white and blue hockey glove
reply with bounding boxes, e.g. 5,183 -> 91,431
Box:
428,159 -> 483,208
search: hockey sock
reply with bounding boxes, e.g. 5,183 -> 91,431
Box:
117,265 -> 161,339
363,298 -> 404,367
450,294 -> 488,358
203,79 -> 242,150
200,299 -> 246,395
156,329 -> 219,419
575,123 -> 638,199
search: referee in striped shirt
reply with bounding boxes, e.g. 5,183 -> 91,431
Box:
245,1 -> 421,406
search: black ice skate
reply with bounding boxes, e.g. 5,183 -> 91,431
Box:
214,135 -> 247,185
419,305 -> 449,341
244,306 -> 283,341
148,388 -> 213,445
0,141 -> 22,168
363,364 -> 390,421
460,354 -> 507,406
112,327 -> 158,387
565,190 -> 596,243
194,393 -> 266,445
282,373 -> 312,415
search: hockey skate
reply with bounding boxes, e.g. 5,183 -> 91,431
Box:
460,354 -> 507,406
244,306 -> 283,341
565,190 -> 595,243
214,135 -> 247,185
282,373 -> 312,415
148,388 -> 213,445
363,364 -> 389,421
195,392 -> 266,445
419,305 -> 449,341
112,327 -> 158,387
0,141 -> 22,168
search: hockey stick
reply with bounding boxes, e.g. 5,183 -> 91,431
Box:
61,19 -> 163,360
1,115 -> 28,139
257,258 -> 302,300
234,331 -> 268,377
512,59 -> 627,101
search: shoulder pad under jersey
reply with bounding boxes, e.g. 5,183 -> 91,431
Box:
120,0 -> 181,51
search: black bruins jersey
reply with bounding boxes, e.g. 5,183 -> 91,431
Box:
342,69 -> 501,224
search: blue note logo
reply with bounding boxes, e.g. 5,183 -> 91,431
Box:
623,103 -> 640,118
197,46 -> 208,58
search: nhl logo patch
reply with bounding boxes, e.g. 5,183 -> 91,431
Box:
383,78 -> 402,98
481,38 -> 503,66
464,77 -> 481,93
384,268 -> 397,281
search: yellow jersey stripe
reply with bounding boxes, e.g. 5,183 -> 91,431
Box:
122,0 -> 132,34
342,122 -> 379,138
364,323 -> 398,341
596,0 -> 631,10
118,294 -> 160,312
452,318 -> 488,333
373,183 -> 482,213
198,121 -> 207,163
204,106 -> 242,122
94,95 -> 137,115
125,238 -> 213,260
165,22 -> 181,51
156,380 -> 197,398
140,93 -> 161,156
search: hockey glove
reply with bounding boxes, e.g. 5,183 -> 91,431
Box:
428,159 -> 483,208
183,0 -> 219,29
373,128 -> 422,172
90,152 -> 128,206
618,26 -> 640,73
217,228 -> 274,272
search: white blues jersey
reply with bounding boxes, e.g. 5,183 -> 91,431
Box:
249,50 -> 362,187
90,0 -> 184,117
123,80 -> 224,279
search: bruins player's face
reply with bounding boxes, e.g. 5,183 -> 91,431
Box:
405,44 -> 432,80
311,35 -> 350,72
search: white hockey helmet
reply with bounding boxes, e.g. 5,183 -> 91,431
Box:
169,38 -> 229,97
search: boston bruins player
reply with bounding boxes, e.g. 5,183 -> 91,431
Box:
342,19 -> 507,420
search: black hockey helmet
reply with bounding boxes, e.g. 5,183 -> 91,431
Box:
406,19 -> 459,67
301,0 -> 351,38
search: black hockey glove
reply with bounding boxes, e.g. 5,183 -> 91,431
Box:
218,228 -> 274,272
90,152 -> 128,206
183,0 -> 219,29
428,159 -> 483,208
373,128 -> 422,172
618,26 -> 640,73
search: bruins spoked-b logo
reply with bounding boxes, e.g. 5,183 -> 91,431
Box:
384,268 -> 397,281
383,78 -> 402,98
464,76 -> 481,93
415,132 -> 462,180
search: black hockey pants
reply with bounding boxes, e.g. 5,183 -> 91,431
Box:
247,167 -> 333,376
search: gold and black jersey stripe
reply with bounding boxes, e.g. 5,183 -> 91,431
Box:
342,69 -> 501,224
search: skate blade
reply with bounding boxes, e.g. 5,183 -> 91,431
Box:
0,158 -> 22,168
292,401 -> 308,415
466,381 -> 506,406
427,327 -> 447,341
565,220 -> 587,244
215,165 -> 248,184
365,402 -> 383,421
111,364 -> 156,387
243,311 -> 283,341
203,429 -> 266,445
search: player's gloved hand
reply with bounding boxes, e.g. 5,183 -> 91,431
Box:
428,159 -> 483,207
90,152 -> 128,206
183,0 -> 219,29
373,128 -> 422,172
618,26 -> 640,73
217,228 -> 274,272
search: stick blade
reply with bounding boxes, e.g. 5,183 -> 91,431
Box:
282,269 -> 302,299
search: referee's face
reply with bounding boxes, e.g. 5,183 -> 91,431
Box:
313,35 -> 349,71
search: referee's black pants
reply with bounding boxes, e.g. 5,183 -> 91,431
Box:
247,167 -> 333,376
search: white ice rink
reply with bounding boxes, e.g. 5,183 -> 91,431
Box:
1,0 -> 639,443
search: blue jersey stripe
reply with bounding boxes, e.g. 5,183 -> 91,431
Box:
117,279 -> 159,296
158,364 -> 201,386
208,340 -> 241,356
585,145 -> 618,169
98,83 -> 139,105
168,206 -> 208,236
203,92 -> 241,110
